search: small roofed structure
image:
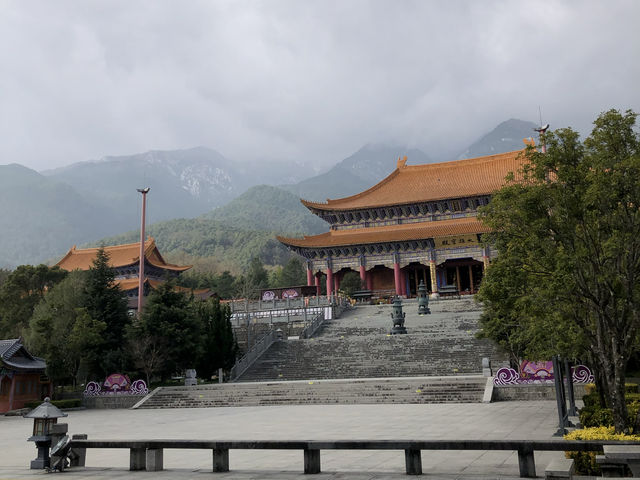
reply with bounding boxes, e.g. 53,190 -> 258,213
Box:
55,237 -> 193,312
279,148 -> 529,299
0,338 -> 51,413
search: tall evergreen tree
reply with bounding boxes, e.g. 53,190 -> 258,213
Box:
134,280 -> 203,380
84,247 -> 130,377
196,298 -> 238,380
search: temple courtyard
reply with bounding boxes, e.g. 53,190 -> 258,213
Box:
0,399 -> 567,479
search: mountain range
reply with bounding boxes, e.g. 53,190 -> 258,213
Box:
0,118 -> 539,270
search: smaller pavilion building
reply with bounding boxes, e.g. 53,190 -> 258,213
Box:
0,338 -> 51,413
55,237 -> 192,311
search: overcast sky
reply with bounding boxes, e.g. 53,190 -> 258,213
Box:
1,1 -> 639,171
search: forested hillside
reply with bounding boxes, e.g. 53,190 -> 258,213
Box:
204,185 -> 327,234
94,217 -> 295,274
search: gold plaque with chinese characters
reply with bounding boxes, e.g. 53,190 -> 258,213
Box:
435,235 -> 479,248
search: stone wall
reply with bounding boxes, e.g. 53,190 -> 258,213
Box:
492,383 -> 587,401
83,395 -> 144,409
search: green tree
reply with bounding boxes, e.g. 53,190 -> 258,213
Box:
214,271 -> 236,299
0,269 -> 10,287
133,280 -> 203,380
478,109 -> 640,432
247,257 -> 269,290
195,298 -> 238,380
0,264 -> 67,338
276,257 -> 307,287
28,271 -> 105,386
84,247 -> 130,377
339,271 -> 363,297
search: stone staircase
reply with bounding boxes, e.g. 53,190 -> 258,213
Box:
134,376 -> 488,409
237,298 -> 506,382
134,297 -> 506,409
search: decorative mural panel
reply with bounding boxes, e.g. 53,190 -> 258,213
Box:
493,363 -> 594,385
83,374 -> 149,396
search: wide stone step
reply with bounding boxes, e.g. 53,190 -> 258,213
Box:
135,376 -> 487,409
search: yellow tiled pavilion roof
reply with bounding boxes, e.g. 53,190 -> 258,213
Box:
301,149 -> 526,211
55,237 -> 191,272
277,217 -> 489,249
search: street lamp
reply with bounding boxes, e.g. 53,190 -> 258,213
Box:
137,187 -> 150,315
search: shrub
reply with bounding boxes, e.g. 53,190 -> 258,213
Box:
626,383 -> 639,394
584,383 -> 596,395
24,398 -> 82,410
579,405 -> 613,428
565,427 -> 640,475
582,391 -> 601,407
626,393 -> 640,403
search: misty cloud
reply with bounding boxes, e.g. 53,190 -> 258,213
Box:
0,0 -> 638,171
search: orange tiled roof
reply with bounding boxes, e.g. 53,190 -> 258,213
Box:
301,149 -> 526,211
55,237 -> 191,272
277,217 -> 489,248
115,278 -> 147,291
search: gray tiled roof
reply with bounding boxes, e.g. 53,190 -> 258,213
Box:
0,338 -> 46,372
0,339 -> 21,358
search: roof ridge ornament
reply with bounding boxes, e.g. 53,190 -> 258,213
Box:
397,156 -> 408,169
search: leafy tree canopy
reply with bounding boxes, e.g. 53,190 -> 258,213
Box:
0,264 -> 67,338
28,271 -> 105,386
478,109 -> 640,432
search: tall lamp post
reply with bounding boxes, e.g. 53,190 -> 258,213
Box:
137,188 -> 150,315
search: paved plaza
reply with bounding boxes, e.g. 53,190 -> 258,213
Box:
0,400 -> 568,479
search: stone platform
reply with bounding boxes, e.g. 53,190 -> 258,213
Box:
1,400 -> 566,479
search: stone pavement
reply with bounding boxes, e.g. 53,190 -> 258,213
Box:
0,400 -> 569,479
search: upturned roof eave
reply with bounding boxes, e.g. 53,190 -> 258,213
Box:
277,218 -> 490,249
300,149 -> 526,213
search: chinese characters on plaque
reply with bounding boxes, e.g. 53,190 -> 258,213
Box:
434,235 -> 478,248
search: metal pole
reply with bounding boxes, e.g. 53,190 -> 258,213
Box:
565,358 -> 578,416
552,356 -> 568,436
136,187 -> 150,315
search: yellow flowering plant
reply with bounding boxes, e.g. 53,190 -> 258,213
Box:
564,427 -> 640,475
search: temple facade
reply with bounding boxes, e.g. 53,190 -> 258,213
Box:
55,238 -> 192,310
0,338 -> 51,413
278,149 -> 526,298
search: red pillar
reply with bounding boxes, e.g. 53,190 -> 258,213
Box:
8,376 -> 16,411
394,262 -> 401,296
359,265 -> 366,286
307,268 -> 314,286
401,270 -> 407,297
315,275 -> 321,296
326,268 -> 333,297
366,273 -> 373,291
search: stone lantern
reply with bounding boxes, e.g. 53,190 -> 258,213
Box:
390,297 -> 407,334
417,280 -> 431,315
24,397 -> 67,469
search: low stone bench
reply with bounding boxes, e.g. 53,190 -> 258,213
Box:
544,457 -> 574,480
69,438 -> 638,477
597,445 -> 640,477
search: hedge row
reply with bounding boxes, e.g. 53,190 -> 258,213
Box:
24,398 -> 82,410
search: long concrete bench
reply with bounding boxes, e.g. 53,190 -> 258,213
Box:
69,438 -> 640,477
